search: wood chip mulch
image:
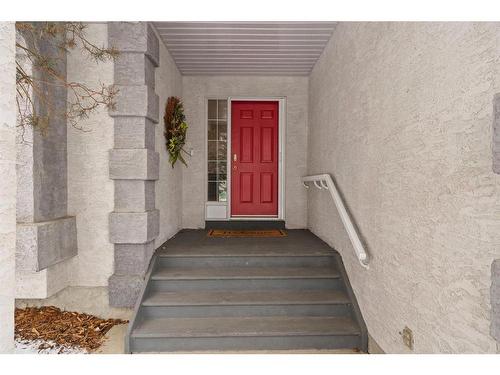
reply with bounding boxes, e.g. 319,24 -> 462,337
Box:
15,306 -> 128,353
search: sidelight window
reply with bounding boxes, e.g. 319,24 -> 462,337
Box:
207,99 -> 228,202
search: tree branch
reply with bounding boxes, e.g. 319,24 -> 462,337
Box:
15,22 -> 118,132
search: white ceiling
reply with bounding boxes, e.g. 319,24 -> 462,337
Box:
152,22 -> 336,76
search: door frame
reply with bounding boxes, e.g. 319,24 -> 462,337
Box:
227,97 -> 286,221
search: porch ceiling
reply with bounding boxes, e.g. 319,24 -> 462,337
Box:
152,22 -> 336,76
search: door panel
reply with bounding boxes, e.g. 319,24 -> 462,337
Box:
260,127 -> 274,163
231,101 -> 279,216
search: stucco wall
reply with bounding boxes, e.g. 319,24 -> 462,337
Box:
67,23 -> 114,286
154,29 -> 183,247
181,76 -> 308,229
307,22 -> 500,353
0,21 -> 16,353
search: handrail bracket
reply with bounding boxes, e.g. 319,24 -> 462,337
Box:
302,174 -> 369,269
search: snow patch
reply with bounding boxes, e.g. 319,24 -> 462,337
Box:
15,339 -> 88,354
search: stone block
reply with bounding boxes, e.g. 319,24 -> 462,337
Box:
108,22 -> 159,67
109,209 -> 159,244
114,241 -> 155,275
114,180 -> 155,212
109,85 -> 159,123
15,257 -> 72,299
114,52 -> 156,88
114,117 -> 155,150
491,259 -> 500,342
109,149 -> 159,180
16,216 -> 77,272
108,274 -> 144,308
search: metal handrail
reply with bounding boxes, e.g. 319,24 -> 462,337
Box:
302,174 -> 369,269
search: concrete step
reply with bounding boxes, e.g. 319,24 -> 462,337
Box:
159,246 -> 333,257
151,266 -> 339,280
138,289 -> 352,318
157,255 -> 336,268
129,316 -> 361,352
139,303 -> 352,319
149,266 -> 342,291
125,230 -> 367,353
157,229 -> 334,258
143,289 -> 350,306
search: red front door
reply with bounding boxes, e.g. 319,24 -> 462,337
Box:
231,101 -> 279,216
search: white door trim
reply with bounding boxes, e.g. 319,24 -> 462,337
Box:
227,97 -> 286,221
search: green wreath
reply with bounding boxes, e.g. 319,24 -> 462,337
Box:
164,96 -> 189,167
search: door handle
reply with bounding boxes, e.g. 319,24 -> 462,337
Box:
233,154 -> 237,162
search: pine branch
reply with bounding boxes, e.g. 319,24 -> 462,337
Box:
15,22 -> 119,132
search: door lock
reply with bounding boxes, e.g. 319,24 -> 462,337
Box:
233,154 -> 237,162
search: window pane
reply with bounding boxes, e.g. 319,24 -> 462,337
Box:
208,141 -> 217,161
208,100 -> 217,119
207,99 -> 228,203
218,181 -> 227,202
217,161 -> 227,179
208,120 -> 217,140
217,100 -> 227,119
217,141 -> 227,160
208,181 -> 217,201
208,161 -> 217,181
218,120 -> 227,141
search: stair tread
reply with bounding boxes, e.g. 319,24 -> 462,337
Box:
142,289 -> 350,306
158,230 -> 335,257
151,266 -> 339,280
159,247 -> 333,257
131,316 -> 360,338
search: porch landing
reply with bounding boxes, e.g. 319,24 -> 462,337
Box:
157,229 -> 335,257
126,229 -> 367,353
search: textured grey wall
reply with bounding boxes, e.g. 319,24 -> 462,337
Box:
493,94 -> 500,174
307,22 -> 500,353
0,21 -> 16,353
181,76 -> 309,229
153,27 -> 183,247
491,259 -> 500,343
67,23 -> 114,287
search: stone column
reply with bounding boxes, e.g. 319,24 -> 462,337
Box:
108,22 -> 160,307
15,24 -> 77,299
0,21 -> 16,353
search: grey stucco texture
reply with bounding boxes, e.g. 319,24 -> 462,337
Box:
492,259 -> 500,342
493,93 -> 500,174
307,22 -> 500,353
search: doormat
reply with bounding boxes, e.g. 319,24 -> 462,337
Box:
207,229 -> 287,238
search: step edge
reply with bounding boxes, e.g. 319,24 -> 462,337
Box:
130,331 -> 362,339
130,317 -> 361,338
158,253 -> 335,258
141,300 -> 352,306
150,274 -> 341,280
